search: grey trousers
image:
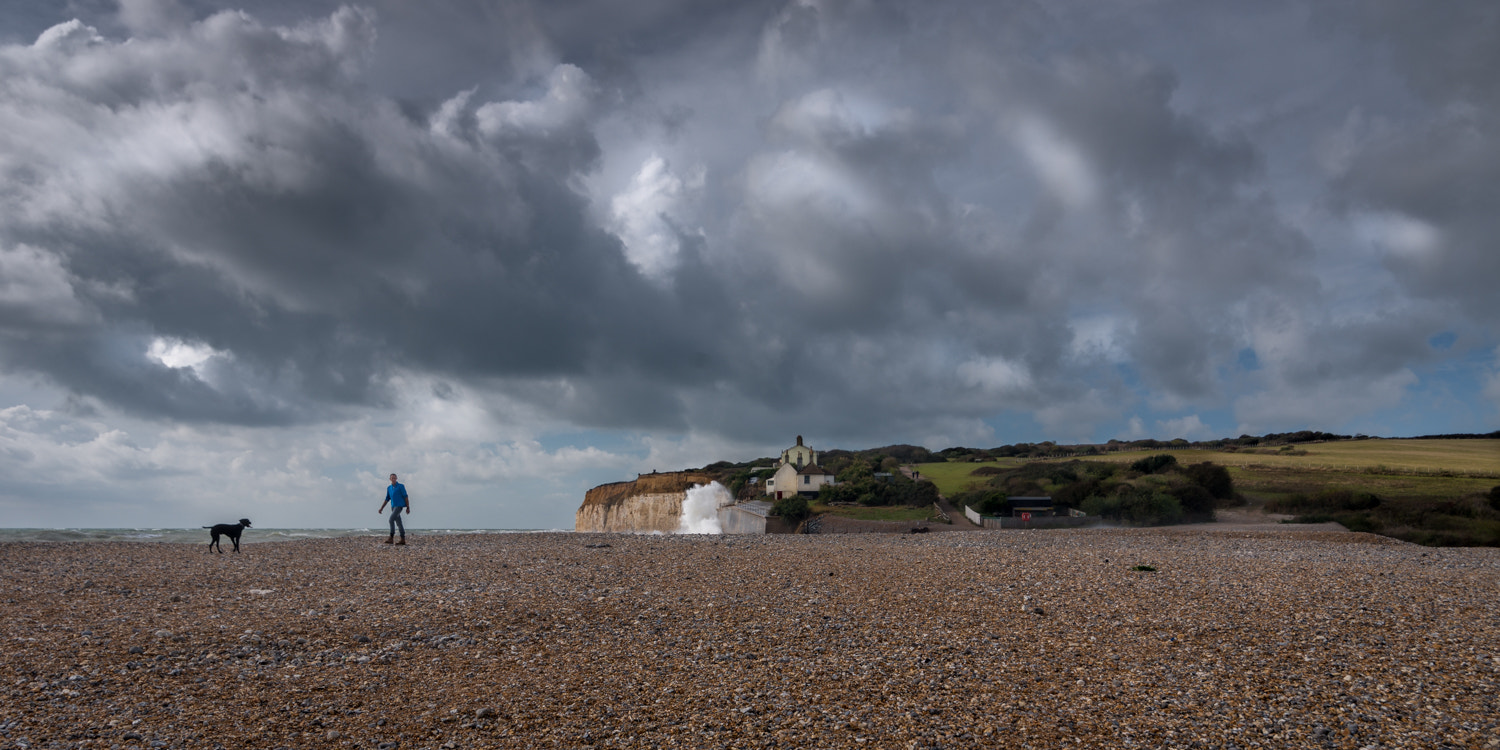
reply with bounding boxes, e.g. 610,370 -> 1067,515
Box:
388,507 -> 405,537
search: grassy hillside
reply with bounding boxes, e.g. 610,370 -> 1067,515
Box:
910,458 -> 1028,496
1074,439 -> 1498,475
918,439 -> 1500,546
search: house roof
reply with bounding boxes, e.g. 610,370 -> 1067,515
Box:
797,463 -> 833,477
1010,496 -> 1053,507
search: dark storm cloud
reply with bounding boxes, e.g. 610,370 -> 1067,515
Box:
0,0 -> 1493,442
0,7 -> 740,426
1325,2 -> 1500,325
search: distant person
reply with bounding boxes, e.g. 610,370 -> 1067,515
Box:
378,473 -> 411,545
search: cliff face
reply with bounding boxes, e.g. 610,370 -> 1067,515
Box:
575,472 -> 713,533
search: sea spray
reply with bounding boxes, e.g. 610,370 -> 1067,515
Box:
677,482 -> 731,534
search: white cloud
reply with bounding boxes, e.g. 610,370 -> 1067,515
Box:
33,19 -> 104,50
1119,415 -> 1147,440
956,356 -> 1033,396
1069,314 -> 1129,362
1356,211 -> 1442,261
609,154 -> 703,278
146,337 -> 220,370
475,64 -> 595,138
1034,390 -> 1120,443
0,377 -> 637,529
1234,369 -> 1417,433
1155,414 -> 1213,441
1012,116 -> 1097,209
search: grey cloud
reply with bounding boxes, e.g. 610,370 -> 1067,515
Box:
0,0 -> 1490,447
1327,2 -> 1500,326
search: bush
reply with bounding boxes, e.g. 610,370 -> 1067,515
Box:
1339,512 -> 1383,533
1490,486 -> 1500,511
977,491 -> 1008,515
1082,484 -> 1183,526
772,496 -> 810,524
1267,489 -> 1381,514
1053,479 -> 1100,510
820,473 -> 936,508
1167,484 -> 1216,519
838,459 -> 874,482
1130,454 -> 1178,474
1183,462 -> 1234,500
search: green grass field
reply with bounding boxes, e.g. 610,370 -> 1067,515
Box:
1076,439 -> 1499,476
909,458 -> 1027,495
915,439 -> 1498,506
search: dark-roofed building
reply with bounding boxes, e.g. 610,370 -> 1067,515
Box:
1009,496 -> 1055,517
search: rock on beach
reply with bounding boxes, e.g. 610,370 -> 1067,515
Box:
1,528 -> 1496,748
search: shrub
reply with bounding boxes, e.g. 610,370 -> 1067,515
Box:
1053,479 -> 1100,510
1490,485 -> 1500,511
838,459 -> 874,482
1183,462 -> 1234,500
1130,454 -> 1178,474
1082,484 -> 1183,526
1285,514 -> 1339,524
1167,484 -> 1216,519
1339,513 -> 1383,534
1266,489 -> 1381,514
977,491 -> 1008,516
772,496 -> 810,524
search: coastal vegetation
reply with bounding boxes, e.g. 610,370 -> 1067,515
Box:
944,456 -> 1236,526
914,435 -> 1498,546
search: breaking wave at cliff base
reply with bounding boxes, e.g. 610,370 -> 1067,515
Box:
677,482 -> 730,534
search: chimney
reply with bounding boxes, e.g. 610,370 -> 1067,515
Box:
796,435 -> 803,446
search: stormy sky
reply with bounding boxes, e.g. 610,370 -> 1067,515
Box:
1,0 -> 1496,529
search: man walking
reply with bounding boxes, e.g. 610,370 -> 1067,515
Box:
379,473 -> 411,545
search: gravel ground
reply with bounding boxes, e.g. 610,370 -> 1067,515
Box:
2,529 -> 1497,749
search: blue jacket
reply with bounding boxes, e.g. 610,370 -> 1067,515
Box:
386,483 -> 408,508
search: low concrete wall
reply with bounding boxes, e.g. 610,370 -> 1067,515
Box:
718,502 -> 796,534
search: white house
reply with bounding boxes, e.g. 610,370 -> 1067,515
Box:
765,435 -> 835,498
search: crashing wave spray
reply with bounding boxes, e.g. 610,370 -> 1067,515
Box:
677,482 -> 731,534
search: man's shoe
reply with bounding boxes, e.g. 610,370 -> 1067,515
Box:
396,538 -> 406,546
384,536 -> 393,544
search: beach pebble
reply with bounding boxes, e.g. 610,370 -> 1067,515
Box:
0,529 -> 1493,749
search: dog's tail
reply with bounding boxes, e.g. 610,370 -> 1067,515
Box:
202,526 -> 213,529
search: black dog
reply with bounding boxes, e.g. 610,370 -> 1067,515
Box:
204,519 -> 252,553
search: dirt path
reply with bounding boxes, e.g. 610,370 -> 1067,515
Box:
934,494 -> 979,529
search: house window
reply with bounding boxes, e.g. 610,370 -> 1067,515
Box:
803,475 -> 809,485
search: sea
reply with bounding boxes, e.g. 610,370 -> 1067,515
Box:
0,528 -> 562,544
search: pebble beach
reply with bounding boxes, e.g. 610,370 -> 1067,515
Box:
3,528 -> 1497,749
